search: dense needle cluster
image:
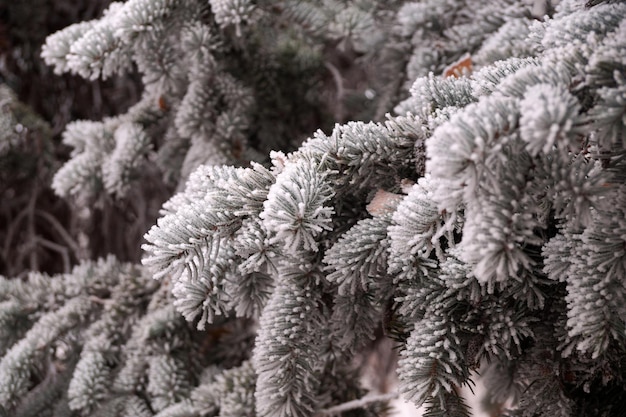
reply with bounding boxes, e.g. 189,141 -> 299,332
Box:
1,1 -> 625,417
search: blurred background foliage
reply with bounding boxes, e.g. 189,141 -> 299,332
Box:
0,0 -> 394,277
0,0 -> 150,276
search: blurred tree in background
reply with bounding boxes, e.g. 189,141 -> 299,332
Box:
0,0 -> 149,275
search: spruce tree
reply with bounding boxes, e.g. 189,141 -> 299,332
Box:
1,1 -> 626,416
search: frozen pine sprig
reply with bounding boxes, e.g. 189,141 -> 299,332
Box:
260,157 -> 334,255
470,57 -> 539,97
41,21 -> 94,74
147,355 -> 192,412
388,175 -> 455,263
0,258 -> 163,414
543,187 -> 626,359
50,99 -> 169,201
174,69 -> 221,141
42,0 -> 340,206
0,297 -> 98,409
103,122 -> 152,197
142,165 -> 243,281
234,219 -> 279,276
61,119 -> 115,156
394,252 -> 470,324
112,305 -> 178,396
280,2 -> 329,37
66,264 -> 158,414
225,163 -> 275,216
327,4 -> 380,52
397,0 -> 532,85
177,164 -> 238,203
174,69 -> 254,170
224,269 -> 274,319
115,0 -> 185,39
477,300 -> 535,360
542,153 -> 607,226
180,22 -> 220,68
196,360 -> 256,417
324,215 -> 392,296
542,227 -> 579,284
209,0 -> 257,36
153,360 -> 256,417
461,167 -> 543,286
253,264 -> 325,417
134,28 -> 188,96
41,2 -> 130,80
493,59 -> 574,99
397,313 -> 471,414
409,73 -> 477,116
396,0 -> 457,37
68,347 -> 113,414
540,0 -> 626,49
142,194 -> 241,281
143,162 -> 273,284
328,290 -> 384,354
323,214 -> 394,352
443,0 -> 530,53
587,83 -> 626,149
426,95 -> 520,211
51,118 -> 118,199
519,84 -> 585,156
169,238 -> 235,328
121,397 -> 154,417
300,120 -> 416,193
585,17 -> 626,89
40,0 -> 420,210
215,360 -> 256,417
481,326 -> 577,417
473,18 -> 534,65
65,3 -> 131,80
175,69 -> 253,146
143,160 -> 279,331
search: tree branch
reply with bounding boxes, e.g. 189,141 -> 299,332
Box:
315,392 -> 398,416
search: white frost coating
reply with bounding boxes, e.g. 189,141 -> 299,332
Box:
66,3 -> 130,80
520,83 -> 581,155
209,0 -> 257,35
41,22 -> 94,74
260,158 -> 334,256
389,176 -> 453,261
103,122 -> 152,196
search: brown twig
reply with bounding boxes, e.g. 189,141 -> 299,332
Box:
324,61 -> 346,122
315,392 -> 399,416
27,183 -> 39,271
34,236 -> 71,273
3,206 -> 30,275
35,210 -> 81,261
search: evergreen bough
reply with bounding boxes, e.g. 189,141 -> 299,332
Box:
2,1 -> 626,416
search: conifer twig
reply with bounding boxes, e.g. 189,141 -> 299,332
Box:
35,210 -> 81,259
34,237 -> 71,273
325,61 -> 346,121
27,183 -> 39,271
315,392 -> 398,416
